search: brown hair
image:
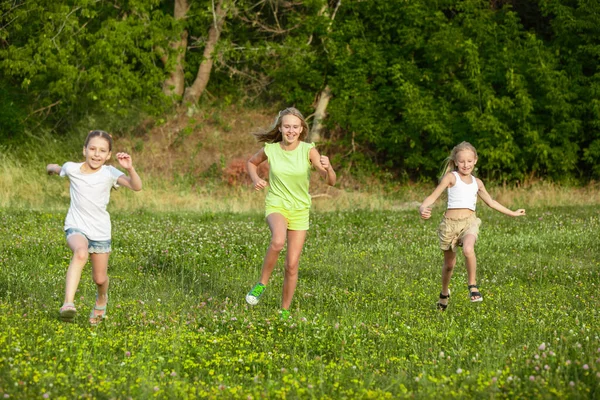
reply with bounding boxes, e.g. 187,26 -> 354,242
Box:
253,107 -> 309,143
439,141 -> 478,180
84,130 -> 113,151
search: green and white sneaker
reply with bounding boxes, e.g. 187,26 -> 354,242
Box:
245,283 -> 266,305
280,309 -> 291,320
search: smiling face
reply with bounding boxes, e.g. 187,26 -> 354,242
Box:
82,136 -> 112,172
454,149 -> 477,176
279,114 -> 303,148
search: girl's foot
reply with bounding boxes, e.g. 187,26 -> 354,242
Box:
437,290 -> 450,311
246,283 -> 266,305
59,303 -> 77,322
468,284 -> 483,302
89,294 -> 108,325
280,309 -> 291,320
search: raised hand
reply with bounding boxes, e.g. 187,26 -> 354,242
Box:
320,155 -> 331,170
116,152 -> 133,170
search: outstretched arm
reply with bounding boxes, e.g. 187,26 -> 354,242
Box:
116,153 -> 142,191
46,164 -> 62,175
477,178 -> 525,217
309,148 -> 336,186
247,148 -> 268,191
419,173 -> 454,219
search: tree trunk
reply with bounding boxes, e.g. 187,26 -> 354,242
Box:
308,1 -> 340,142
309,85 -> 332,142
161,0 -> 189,98
183,0 -> 227,104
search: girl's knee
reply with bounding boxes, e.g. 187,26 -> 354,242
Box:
284,263 -> 299,277
462,246 -> 476,258
93,275 -> 108,286
73,248 -> 89,262
444,261 -> 456,271
270,238 -> 285,252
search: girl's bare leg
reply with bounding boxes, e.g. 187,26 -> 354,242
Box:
258,213 -> 288,285
281,230 -> 307,310
462,234 -> 480,300
90,252 -> 110,309
63,234 -> 89,305
439,249 -> 457,306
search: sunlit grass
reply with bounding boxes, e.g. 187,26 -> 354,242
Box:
2,156 -> 599,214
3,125 -> 600,213
1,207 -> 598,398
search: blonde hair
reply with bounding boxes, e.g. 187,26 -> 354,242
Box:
439,141 -> 478,181
253,107 -> 309,143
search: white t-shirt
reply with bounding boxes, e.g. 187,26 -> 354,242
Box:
60,162 -> 124,240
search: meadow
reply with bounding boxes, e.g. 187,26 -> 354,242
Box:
1,205 -> 599,399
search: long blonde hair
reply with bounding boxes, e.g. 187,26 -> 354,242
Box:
253,107 -> 309,143
439,141 -> 478,181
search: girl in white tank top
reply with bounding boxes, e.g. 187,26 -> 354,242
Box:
418,142 -> 526,310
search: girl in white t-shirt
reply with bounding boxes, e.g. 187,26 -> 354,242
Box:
47,130 -> 142,324
418,142 -> 525,310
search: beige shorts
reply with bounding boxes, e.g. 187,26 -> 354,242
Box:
438,213 -> 481,252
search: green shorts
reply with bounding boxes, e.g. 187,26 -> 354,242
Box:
265,207 -> 310,231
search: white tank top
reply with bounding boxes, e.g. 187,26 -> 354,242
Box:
447,171 -> 478,211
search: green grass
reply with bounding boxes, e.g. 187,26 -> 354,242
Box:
1,207 -> 599,399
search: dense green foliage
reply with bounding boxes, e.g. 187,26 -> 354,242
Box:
1,207 -> 599,398
1,0 -> 599,181
0,0 -> 175,132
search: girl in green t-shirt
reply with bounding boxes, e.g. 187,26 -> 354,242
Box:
245,107 -> 337,319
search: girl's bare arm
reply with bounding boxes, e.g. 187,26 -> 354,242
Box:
46,164 -> 62,175
116,153 -> 142,191
247,148 -> 268,190
309,148 -> 336,186
477,178 -> 525,216
419,173 -> 454,219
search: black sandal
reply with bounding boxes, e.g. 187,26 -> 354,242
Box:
468,284 -> 483,302
437,290 -> 451,310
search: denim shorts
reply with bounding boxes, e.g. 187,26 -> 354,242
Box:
65,228 -> 112,253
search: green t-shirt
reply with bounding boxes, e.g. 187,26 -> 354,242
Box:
264,141 -> 315,211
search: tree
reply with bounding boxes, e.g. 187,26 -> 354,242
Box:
159,0 -> 189,98
0,0 -> 172,132
1,0 -> 598,181
183,0 -> 231,104
537,0 -> 600,178
308,0 -> 341,142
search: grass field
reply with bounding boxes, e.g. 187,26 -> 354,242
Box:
1,205 -> 599,399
